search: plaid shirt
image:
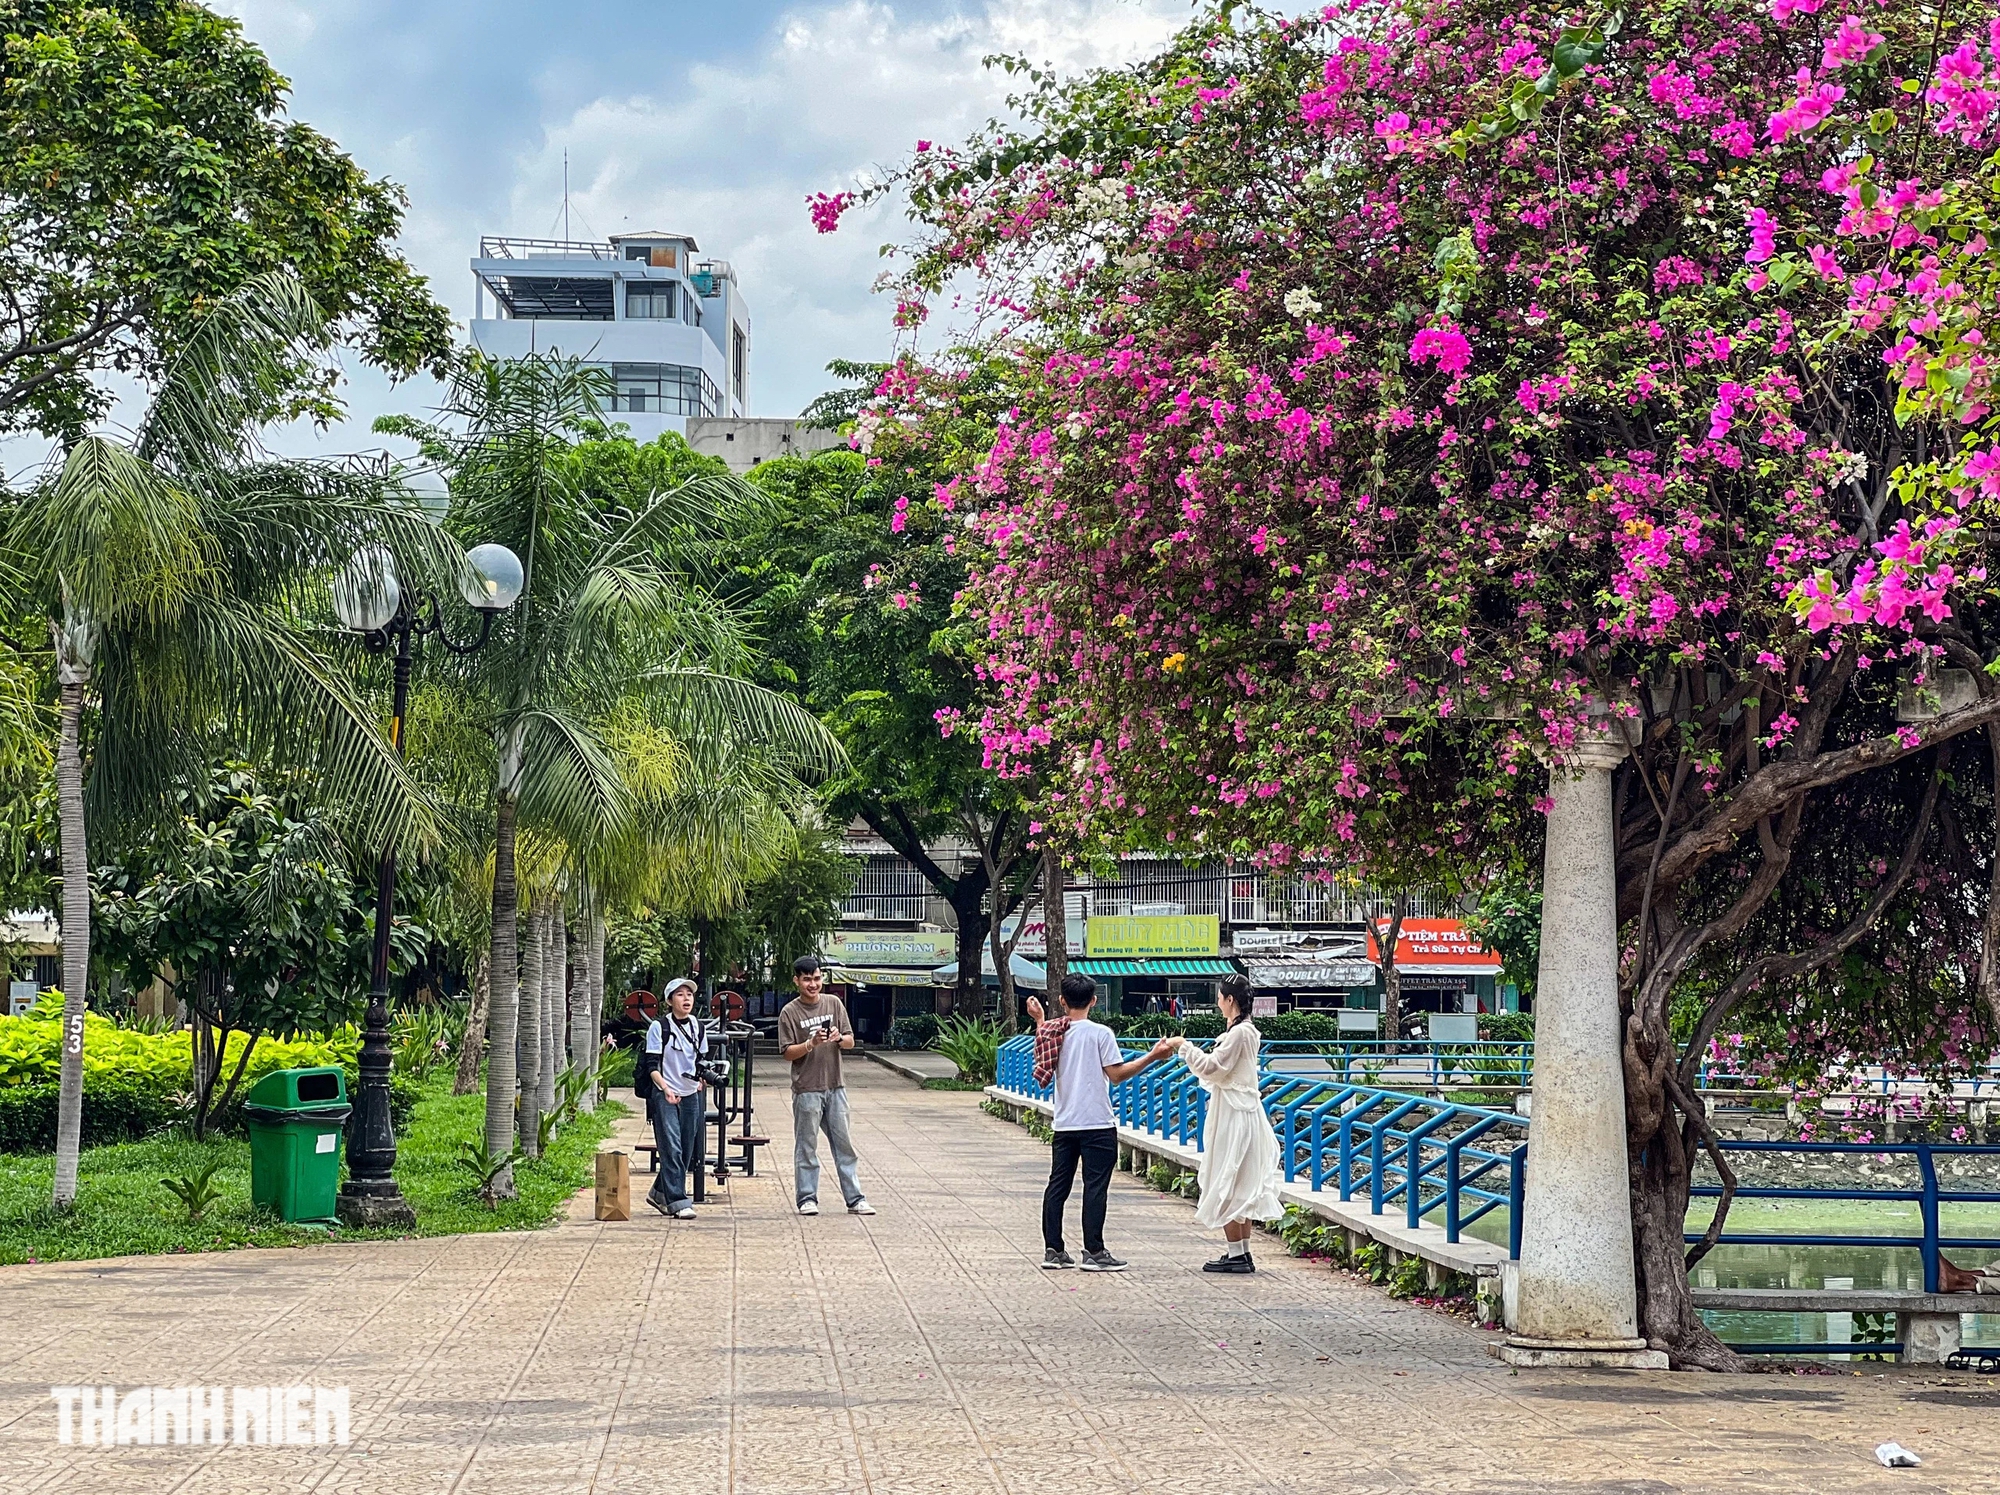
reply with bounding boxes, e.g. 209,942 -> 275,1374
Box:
1031,1014 -> 1073,1088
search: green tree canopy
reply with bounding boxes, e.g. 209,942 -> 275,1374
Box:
0,0 -> 453,440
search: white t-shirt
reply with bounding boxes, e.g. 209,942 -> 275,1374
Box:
644,1015 -> 708,1098
1050,1020 -> 1122,1132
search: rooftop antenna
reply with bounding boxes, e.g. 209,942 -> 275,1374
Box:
563,150 -> 570,240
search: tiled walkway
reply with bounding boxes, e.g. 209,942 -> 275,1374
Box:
3,1063 -> 1998,1493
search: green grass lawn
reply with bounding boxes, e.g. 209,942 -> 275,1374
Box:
0,1069 -> 626,1266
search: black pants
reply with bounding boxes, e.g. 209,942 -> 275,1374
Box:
1043,1127 -> 1117,1254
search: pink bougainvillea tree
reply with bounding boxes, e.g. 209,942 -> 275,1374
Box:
823,0 -> 2000,1363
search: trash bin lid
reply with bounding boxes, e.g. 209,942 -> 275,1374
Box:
243,1066 -> 348,1110
244,1102 -> 352,1126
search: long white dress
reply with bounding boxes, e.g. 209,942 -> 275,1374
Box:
1181,1022 -> 1285,1229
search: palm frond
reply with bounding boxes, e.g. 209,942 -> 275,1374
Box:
90,594 -> 444,855
136,270 -> 331,477
633,667 -> 847,781
512,705 -> 634,852
14,437 -> 211,624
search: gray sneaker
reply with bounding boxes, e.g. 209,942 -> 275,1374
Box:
1078,1250 -> 1128,1272
1042,1249 -> 1077,1270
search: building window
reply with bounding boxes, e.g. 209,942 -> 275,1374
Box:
625,282 -> 677,319
841,856 -> 930,922
624,245 -> 677,267
732,325 -> 746,405
599,362 -> 722,417
487,274 -> 614,320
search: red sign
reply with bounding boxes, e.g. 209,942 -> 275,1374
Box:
1364,918 -> 1501,974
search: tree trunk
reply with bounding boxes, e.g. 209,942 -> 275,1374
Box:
568,906 -> 591,1096
483,783 -> 523,1196
50,672 -> 89,1210
520,901 -> 546,1158
1623,1004 -> 1745,1370
539,902 -> 561,1114
1043,844 -> 1069,990
948,877 -> 989,1019
454,950 -> 489,1096
578,912 -> 604,1112
1379,893 -> 1409,1051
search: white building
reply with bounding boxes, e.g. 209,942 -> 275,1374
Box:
470,230 -> 753,442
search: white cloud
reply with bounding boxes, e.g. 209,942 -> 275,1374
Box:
514,0 -> 1183,418
2,0 -> 1185,476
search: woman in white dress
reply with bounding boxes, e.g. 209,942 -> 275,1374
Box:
1171,975 -> 1285,1273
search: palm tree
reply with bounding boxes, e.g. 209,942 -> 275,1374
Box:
380,354 -> 841,1196
7,273 -> 442,1208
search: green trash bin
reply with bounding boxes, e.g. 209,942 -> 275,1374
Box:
242,1067 -> 351,1222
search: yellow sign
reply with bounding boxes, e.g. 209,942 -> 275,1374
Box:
821,929 -> 955,967
1085,914 -> 1220,958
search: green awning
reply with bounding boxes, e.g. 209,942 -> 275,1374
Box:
1070,958 -> 1239,977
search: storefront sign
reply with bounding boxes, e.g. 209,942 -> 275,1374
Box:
1084,914 -> 1221,958
998,912 -> 1084,958
826,966 -> 937,988
821,929 -> 956,967
1364,918 -> 1501,973
1242,958 -> 1376,989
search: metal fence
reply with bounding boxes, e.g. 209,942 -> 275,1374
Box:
994,1035 -> 1529,1252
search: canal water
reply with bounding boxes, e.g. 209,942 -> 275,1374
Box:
1463,1198 -> 2000,1353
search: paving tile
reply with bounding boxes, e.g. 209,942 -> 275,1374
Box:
2,1065 -> 1998,1492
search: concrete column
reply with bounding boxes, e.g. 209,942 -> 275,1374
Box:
1499,730 -> 1667,1369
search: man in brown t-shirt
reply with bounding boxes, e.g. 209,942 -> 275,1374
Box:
777,955 -> 873,1216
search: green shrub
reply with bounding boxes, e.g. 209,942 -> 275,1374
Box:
931,1015 -> 1001,1085
1258,1011 -> 1345,1042
598,1045 -> 636,1093
0,1016 -> 415,1145
1123,1014 -> 1185,1040
1179,1010 -> 1225,1040
1477,1011 -> 1535,1042
1386,1253 -> 1426,1299
1275,1202 -> 1346,1261
0,1075 -> 180,1151
1352,1240 -> 1389,1284
888,1014 -> 941,1051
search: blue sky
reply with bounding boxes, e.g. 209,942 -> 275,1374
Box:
166,0 -> 1187,460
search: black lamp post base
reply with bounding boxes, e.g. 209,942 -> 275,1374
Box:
335,1180 -> 416,1230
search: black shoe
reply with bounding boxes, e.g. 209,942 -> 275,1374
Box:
1078,1250 -> 1128,1272
1042,1249 -> 1076,1270
1202,1252 -> 1255,1274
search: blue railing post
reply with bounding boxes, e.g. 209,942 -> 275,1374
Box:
1508,1143 -> 1527,1260
1918,1143 -> 1940,1294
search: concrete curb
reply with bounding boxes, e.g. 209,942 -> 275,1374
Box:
863,1048 -> 960,1084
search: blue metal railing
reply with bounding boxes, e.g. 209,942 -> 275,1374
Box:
994,1035 -> 1529,1254
1686,1140 -> 2000,1296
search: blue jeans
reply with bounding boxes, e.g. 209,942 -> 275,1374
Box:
648,1086 -> 705,1206
793,1087 -> 864,1207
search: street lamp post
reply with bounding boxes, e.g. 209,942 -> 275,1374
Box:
331,542 -> 523,1228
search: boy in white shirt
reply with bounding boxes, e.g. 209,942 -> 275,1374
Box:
1027,974 -> 1176,1271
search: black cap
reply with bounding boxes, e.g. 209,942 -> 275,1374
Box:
793,954 -> 822,976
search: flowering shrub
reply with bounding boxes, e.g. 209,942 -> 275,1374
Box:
823,0 -> 2000,1364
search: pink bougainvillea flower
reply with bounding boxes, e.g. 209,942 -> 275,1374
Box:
1768,72 -> 1845,142
1409,324 -> 1472,376
1821,16 -> 1885,71
808,190 -> 855,234
1745,207 -> 1778,263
